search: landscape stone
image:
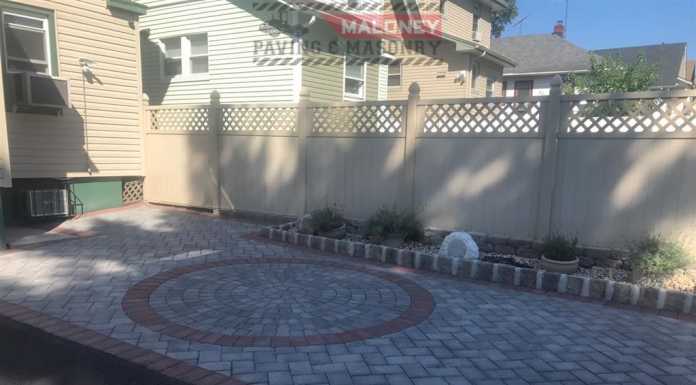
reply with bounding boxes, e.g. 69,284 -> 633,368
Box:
438,232 -> 480,260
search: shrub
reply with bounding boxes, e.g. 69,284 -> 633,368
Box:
541,234 -> 579,262
365,207 -> 425,243
629,236 -> 691,280
308,206 -> 345,234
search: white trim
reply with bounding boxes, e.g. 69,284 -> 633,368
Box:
343,55 -> 366,101
504,69 -> 590,77
158,33 -> 209,81
1,10 -> 52,76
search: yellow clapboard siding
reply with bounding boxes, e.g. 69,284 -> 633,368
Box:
7,0 -> 143,179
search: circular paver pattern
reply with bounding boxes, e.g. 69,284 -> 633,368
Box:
123,258 -> 434,346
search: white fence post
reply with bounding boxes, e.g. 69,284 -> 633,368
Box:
403,82 -> 421,212
535,75 -> 563,240
209,91 -> 222,215
296,88 -> 311,217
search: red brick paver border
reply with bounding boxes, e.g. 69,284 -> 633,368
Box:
122,257 -> 435,347
0,299 -> 244,385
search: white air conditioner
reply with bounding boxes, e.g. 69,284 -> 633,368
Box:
27,189 -> 69,217
473,30 -> 483,42
6,72 -> 70,110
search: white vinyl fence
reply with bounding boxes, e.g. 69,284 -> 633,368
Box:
143,81 -> 696,251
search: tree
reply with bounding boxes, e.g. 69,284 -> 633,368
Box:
491,0 -> 518,38
566,55 -> 659,117
566,55 -> 658,94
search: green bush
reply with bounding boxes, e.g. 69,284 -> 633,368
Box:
308,206 -> 345,234
630,236 -> 691,280
541,234 -> 579,262
365,207 -> 425,243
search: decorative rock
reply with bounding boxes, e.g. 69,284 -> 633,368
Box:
438,232 -> 480,260
297,214 -> 313,234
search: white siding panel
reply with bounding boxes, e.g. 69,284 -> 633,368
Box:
139,0 -> 296,104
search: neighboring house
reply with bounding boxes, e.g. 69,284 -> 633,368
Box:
0,0 -> 147,229
591,43 -> 694,90
137,0 -> 385,104
492,23 -> 593,97
688,59 -> 695,86
137,0 -> 515,104
495,22 -> 694,95
386,0 -> 516,100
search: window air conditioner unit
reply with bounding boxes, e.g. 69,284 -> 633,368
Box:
27,189 -> 69,217
6,72 -> 70,110
473,30 -> 482,42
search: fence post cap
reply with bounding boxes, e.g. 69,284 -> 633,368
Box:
142,93 -> 150,104
210,90 -> 221,103
408,82 -> 421,97
551,75 -> 563,87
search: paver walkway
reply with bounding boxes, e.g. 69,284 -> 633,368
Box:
1,206 -> 696,385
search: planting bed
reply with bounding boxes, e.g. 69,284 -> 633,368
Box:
262,222 -> 696,317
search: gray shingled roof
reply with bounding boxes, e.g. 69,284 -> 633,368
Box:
591,43 -> 687,88
492,34 -> 593,75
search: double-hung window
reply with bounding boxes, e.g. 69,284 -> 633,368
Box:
344,56 -> 366,100
161,33 -> 208,79
2,10 -> 53,75
387,60 -> 401,87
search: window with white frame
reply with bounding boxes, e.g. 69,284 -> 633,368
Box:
471,61 -> 480,91
387,60 -> 401,87
344,56 -> 366,99
2,10 -> 53,75
161,34 -> 208,78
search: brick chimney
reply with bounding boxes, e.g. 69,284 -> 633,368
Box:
553,20 -> 565,38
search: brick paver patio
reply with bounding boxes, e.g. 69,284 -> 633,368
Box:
1,206 -> 696,385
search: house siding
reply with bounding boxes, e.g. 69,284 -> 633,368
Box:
5,0 -> 143,179
443,0 -> 492,47
139,0 -> 297,104
301,21 -> 381,102
388,42 -> 473,100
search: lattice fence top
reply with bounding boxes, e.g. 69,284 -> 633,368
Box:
150,107 -> 209,131
421,101 -> 542,136
311,104 -> 405,136
222,106 -> 297,134
563,95 -> 696,137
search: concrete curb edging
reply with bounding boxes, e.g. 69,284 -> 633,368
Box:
262,225 -> 696,318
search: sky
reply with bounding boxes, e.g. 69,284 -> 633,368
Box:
501,0 -> 696,58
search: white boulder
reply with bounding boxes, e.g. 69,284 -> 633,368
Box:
439,232 -> 480,260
